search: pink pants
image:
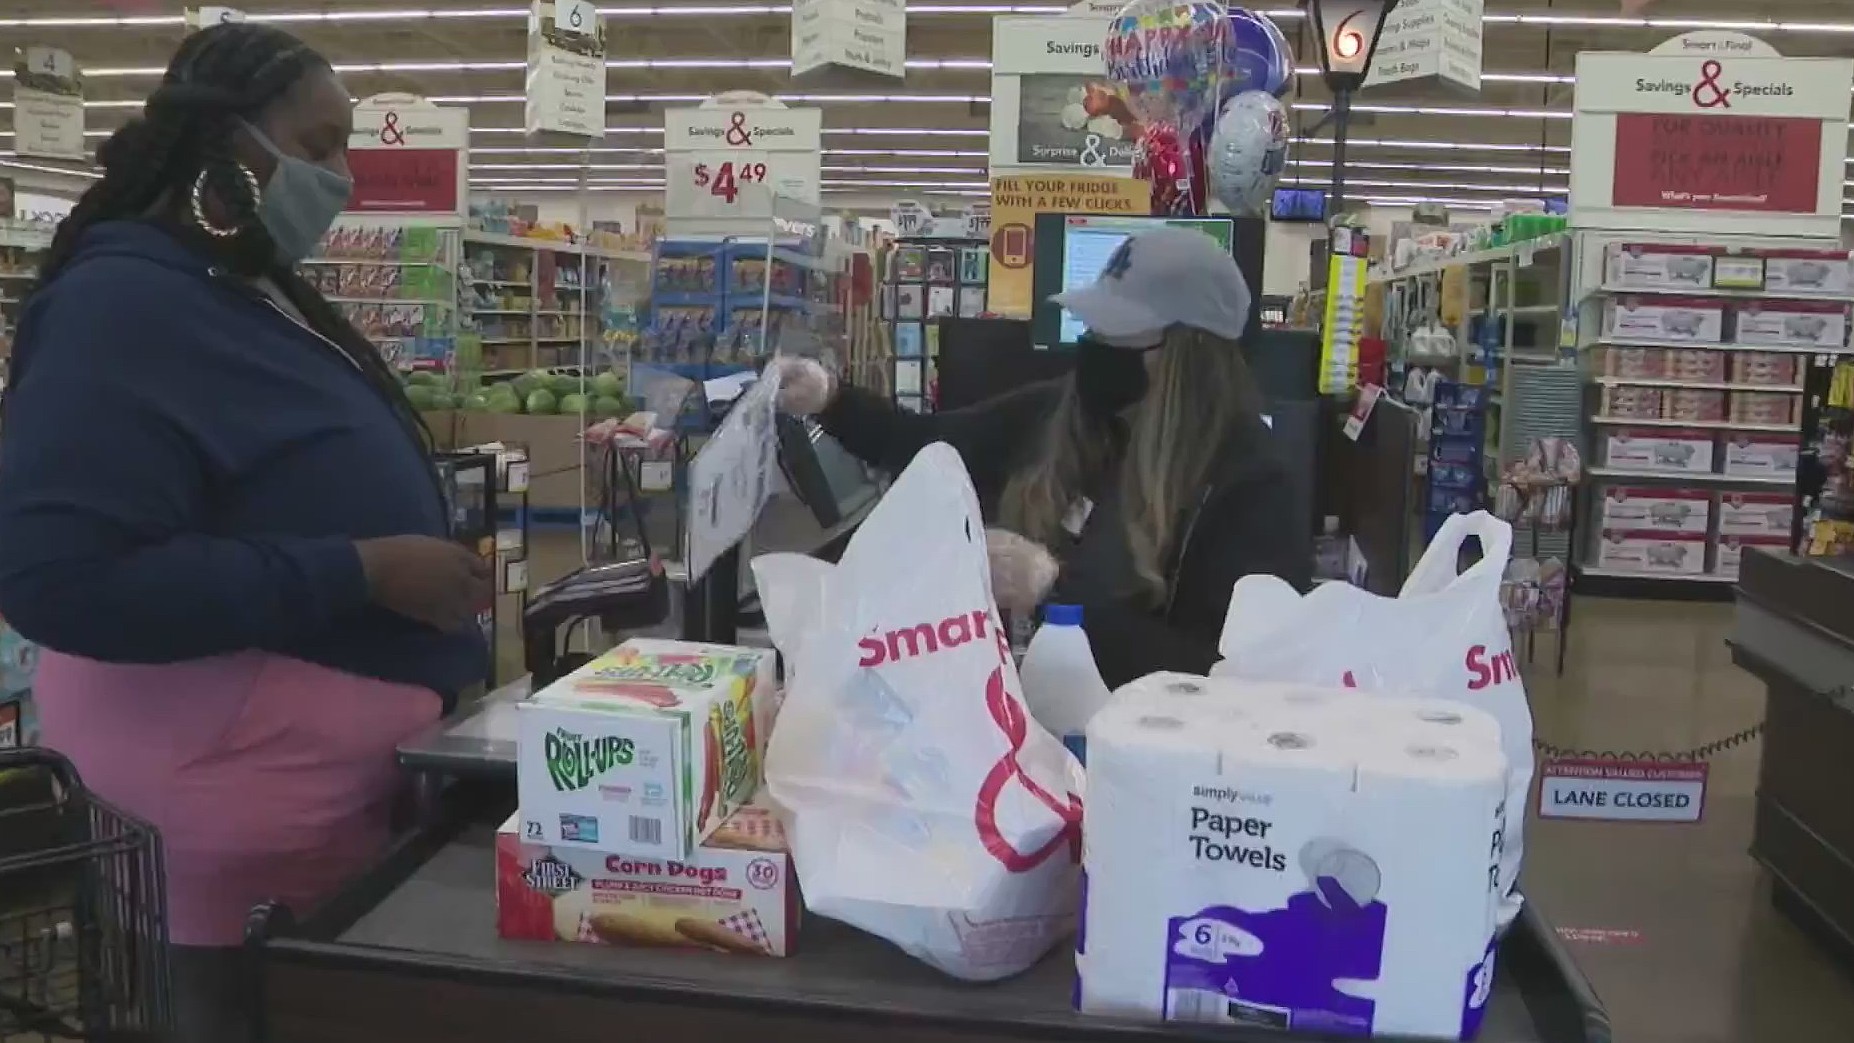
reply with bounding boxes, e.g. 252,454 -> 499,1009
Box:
35,650 -> 441,946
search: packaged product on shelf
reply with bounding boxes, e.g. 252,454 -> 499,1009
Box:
1713,533 -> 1792,579
1731,301 -> 1848,348
1666,348 -> 1727,384
517,639 -> 777,860
1595,530 -> 1706,574
1730,352 -> 1800,388
1729,392 -> 1801,427
1757,250 -> 1853,296
1602,346 -> 1667,379
1711,254 -> 1766,291
1603,428 -> 1715,474
1723,434 -> 1801,479
1662,389 -> 1726,424
1600,386 -> 1663,420
1079,679 -> 1506,1038
496,801 -> 797,957
1718,492 -> 1796,538
1599,486 -> 1711,535
1604,243 -> 1715,291
1602,297 -> 1724,343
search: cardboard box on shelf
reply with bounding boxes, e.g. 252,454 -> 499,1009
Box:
1599,486 -> 1711,535
1757,250 -> 1853,297
1602,297 -> 1725,344
1595,529 -> 1707,575
418,409 -> 459,452
1722,434 -> 1800,480
1604,244 -> 1716,291
517,639 -> 777,860
1713,533 -> 1792,579
496,802 -> 798,956
456,412 -> 585,509
1718,492 -> 1795,538
1603,428 -> 1716,474
1732,300 -> 1848,348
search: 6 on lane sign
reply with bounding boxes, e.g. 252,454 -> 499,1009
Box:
1538,758 -> 1708,824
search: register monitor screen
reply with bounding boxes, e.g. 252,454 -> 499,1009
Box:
776,413 -> 882,529
1031,213 -> 1238,350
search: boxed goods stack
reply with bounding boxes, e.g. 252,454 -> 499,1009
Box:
498,638 -> 799,956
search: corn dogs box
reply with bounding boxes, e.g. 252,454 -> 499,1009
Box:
517,639 -> 777,860
495,802 -> 798,956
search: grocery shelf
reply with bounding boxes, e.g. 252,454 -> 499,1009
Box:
469,309 -> 531,315
1590,415 -> 1797,432
1577,566 -> 1737,582
1366,233 -> 1565,285
1592,376 -> 1804,393
328,296 -> 451,307
1593,336 -> 1854,356
1596,283 -> 1854,303
306,257 -> 447,269
0,271 -> 35,279
471,278 -> 529,287
1474,303 -> 1560,318
1585,466 -> 1794,486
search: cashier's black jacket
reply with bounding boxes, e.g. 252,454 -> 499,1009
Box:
818,380 -> 1311,688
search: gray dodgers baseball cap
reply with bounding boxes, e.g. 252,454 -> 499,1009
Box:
1051,224 -> 1252,346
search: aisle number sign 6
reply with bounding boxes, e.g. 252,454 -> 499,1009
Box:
1315,0 -> 1392,78
555,0 -> 598,36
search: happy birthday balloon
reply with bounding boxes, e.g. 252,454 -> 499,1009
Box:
1209,90 -> 1290,217
1104,0 -> 1228,135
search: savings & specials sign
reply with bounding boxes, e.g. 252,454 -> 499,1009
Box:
1569,34 -> 1852,236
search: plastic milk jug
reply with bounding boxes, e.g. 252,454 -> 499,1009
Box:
1019,604 -> 1113,765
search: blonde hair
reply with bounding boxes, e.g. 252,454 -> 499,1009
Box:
1000,325 -> 1266,605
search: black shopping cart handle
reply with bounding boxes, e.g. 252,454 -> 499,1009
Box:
0,746 -> 84,793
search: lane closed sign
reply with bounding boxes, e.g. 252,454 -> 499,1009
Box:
1537,758 -> 1708,824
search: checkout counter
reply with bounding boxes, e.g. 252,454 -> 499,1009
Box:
1730,551 -> 1854,964
242,396 -> 1611,1043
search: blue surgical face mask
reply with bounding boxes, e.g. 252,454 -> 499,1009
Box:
240,120 -> 353,264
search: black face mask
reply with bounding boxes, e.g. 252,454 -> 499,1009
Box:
1075,336 -> 1156,420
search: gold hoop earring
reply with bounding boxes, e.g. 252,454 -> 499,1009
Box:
191,164 -> 261,238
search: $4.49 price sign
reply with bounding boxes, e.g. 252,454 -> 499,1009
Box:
693,158 -> 770,204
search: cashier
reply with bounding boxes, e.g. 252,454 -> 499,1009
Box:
0,23 -> 488,1043
773,226 -> 1310,687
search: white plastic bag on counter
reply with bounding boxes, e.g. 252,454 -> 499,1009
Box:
751,442 -> 1084,981
1213,510 -> 1532,930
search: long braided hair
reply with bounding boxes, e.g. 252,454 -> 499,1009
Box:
25,22 -> 429,448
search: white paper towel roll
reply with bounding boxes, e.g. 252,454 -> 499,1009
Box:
1080,680 -> 1507,1039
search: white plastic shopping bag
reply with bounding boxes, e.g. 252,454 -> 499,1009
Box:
1212,511 -> 1532,929
751,443 -> 1084,981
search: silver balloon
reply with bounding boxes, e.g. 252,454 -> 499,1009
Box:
1209,89 -> 1290,217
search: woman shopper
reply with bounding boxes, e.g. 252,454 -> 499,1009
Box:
773,225 -> 1310,687
0,24 -> 489,1041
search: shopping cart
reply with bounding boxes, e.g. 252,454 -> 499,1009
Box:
0,748 -> 171,1041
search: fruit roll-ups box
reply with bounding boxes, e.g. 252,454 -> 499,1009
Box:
496,802 -> 798,956
519,639 -> 776,860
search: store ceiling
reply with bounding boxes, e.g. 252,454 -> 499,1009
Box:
3,0 -> 1854,214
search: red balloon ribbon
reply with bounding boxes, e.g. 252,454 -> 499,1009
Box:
973,663 -> 1083,872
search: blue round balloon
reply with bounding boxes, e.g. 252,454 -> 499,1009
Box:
1218,8 -> 1294,104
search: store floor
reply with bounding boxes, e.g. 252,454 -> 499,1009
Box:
507,533 -> 1854,1041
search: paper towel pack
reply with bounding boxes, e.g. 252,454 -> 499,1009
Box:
1079,674 -> 1506,1039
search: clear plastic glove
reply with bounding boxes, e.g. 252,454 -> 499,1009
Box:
770,355 -> 836,415
985,528 -> 1059,615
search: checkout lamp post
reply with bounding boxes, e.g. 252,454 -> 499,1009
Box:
1300,0 -> 1398,217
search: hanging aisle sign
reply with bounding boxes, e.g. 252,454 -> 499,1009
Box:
525,0 -> 607,139
792,0 -> 906,78
989,15 -> 1136,175
1365,0 -> 1484,91
347,95 -> 469,217
663,92 -> 822,236
1569,32 -> 1853,237
13,47 -> 84,162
